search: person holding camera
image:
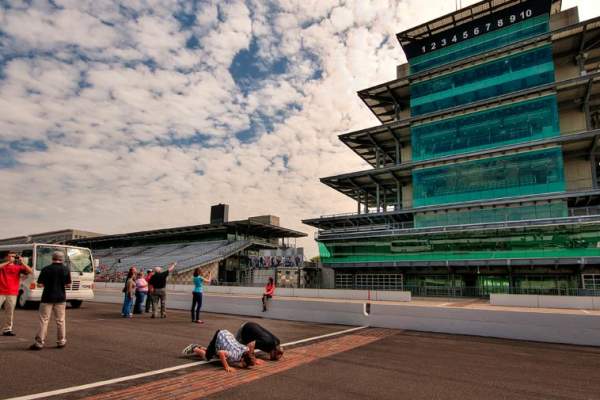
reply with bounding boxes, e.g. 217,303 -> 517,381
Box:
0,251 -> 33,337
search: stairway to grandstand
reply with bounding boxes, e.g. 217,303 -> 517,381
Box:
94,240 -> 254,281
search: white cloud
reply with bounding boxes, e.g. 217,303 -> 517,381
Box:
0,0 -> 598,257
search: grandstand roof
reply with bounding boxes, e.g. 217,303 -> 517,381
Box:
70,219 -> 306,248
0,229 -> 104,246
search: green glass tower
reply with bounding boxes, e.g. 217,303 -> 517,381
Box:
303,0 -> 600,295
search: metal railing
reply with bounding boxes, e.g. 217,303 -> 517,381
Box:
316,213 -> 600,240
317,179 -> 600,221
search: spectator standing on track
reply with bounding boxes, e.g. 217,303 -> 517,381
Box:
191,268 -> 211,323
181,329 -> 257,372
145,269 -> 154,313
149,262 -> 176,318
235,321 -> 283,361
0,251 -> 33,337
121,266 -> 136,318
29,251 -> 71,350
262,277 -> 275,312
133,271 -> 148,314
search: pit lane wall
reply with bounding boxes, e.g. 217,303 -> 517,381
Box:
491,294 -> 600,309
92,284 -> 600,347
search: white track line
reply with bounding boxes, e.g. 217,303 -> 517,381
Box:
7,325 -> 369,400
281,325 -> 368,347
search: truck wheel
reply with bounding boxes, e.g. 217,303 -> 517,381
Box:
70,300 -> 83,309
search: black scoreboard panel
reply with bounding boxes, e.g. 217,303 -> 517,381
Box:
399,0 -> 553,60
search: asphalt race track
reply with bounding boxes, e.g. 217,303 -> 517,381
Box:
1,302 -> 599,400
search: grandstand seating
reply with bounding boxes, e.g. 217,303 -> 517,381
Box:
94,240 -> 253,282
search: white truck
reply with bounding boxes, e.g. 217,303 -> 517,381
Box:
0,243 -> 95,308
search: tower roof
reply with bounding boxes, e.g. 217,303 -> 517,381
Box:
397,0 -> 561,60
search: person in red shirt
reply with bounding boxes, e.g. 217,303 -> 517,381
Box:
262,277 -> 275,312
0,251 -> 33,336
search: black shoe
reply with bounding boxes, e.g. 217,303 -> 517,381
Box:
57,343 -> 66,349
29,344 -> 42,351
2,331 -> 15,337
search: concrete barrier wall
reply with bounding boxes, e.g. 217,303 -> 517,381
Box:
491,294 -> 600,310
92,288 -> 368,326
96,283 -> 411,302
94,288 -> 600,347
369,303 -> 600,346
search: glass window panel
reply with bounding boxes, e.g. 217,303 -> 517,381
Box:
411,95 -> 559,161
412,147 -> 565,207
410,45 -> 555,116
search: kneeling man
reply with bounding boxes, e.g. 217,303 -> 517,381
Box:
182,329 -> 256,372
236,321 -> 283,361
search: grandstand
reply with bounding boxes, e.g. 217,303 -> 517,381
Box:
72,205 -> 306,285
93,240 -> 253,283
304,0 -> 600,295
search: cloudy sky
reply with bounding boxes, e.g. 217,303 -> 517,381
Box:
0,0 -> 597,256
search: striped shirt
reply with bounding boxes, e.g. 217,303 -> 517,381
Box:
215,330 -> 248,363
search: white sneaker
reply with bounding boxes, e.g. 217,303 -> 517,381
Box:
181,343 -> 198,356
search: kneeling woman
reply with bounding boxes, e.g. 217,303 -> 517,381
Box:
182,329 -> 257,372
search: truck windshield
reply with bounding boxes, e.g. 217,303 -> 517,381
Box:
36,246 -> 93,273
67,248 -> 93,273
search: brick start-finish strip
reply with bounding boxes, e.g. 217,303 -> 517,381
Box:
84,328 -> 394,400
